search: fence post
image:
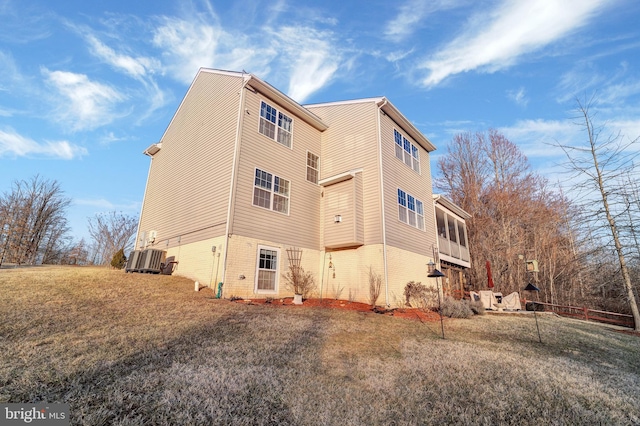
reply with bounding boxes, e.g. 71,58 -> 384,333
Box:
583,306 -> 589,321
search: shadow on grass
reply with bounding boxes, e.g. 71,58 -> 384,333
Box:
12,308 -> 330,425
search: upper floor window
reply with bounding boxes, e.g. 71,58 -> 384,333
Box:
397,188 -> 424,230
306,151 -> 319,184
260,101 -> 293,148
394,129 -> 420,173
253,168 -> 290,214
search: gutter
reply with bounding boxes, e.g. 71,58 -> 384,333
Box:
136,143 -> 161,250
221,73 -> 250,289
376,98 -> 390,307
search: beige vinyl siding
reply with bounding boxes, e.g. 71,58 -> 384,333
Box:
323,173 -> 364,248
138,71 -> 241,250
229,88 -> 323,249
379,111 -> 436,255
307,102 -> 383,244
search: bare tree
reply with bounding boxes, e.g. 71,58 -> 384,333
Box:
437,130 -> 580,300
556,97 -> 640,331
87,211 -> 138,266
0,175 -> 71,267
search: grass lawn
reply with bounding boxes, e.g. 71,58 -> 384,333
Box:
1,266 -> 639,425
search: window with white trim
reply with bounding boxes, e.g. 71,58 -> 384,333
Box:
397,188 -> 425,230
253,168 -> 290,214
394,129 -> 420,173
306,151 -> 319,184
255,246 -> 279,292
260,101 -> 293,148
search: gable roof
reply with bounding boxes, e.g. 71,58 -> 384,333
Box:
305,97 -> 437,153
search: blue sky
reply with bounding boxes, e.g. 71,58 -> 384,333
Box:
1,0 -> 639,242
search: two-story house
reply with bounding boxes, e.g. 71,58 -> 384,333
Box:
137,68 -> 468,306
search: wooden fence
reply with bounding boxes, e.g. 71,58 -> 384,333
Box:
523,300 -> 635,329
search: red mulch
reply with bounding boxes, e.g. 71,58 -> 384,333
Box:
232,297 -> 442,322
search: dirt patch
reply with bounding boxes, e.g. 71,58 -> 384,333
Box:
232,297 -> 442,322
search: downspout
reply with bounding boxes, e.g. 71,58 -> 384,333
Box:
377,98 -> 390,307
221,73 -> 250,289
137,150 -> 155,251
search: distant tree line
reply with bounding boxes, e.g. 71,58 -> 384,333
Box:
0,175 -> 138,268
436,99 -> 639,330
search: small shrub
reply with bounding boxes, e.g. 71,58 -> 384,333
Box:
332,284 -> 344,300
468,298 -> 486,315
110,248 -> 127,269
404,281 -> 438,309
282,265 -> 316,297
348,288 -> 357,303
368,266 -> 382,307
265,297 -> 273,304
229,295 -> 243,302
440,296 -> 473,318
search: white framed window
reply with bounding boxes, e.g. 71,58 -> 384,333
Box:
253,168 -> 290,214
260,101 -> 293,148
255,245 -> 279,293
306,151 -> 319,184
394,129 -> 420,173
397,188 -> 424,230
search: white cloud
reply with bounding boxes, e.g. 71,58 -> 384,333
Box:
0,127 -> 87,159
418,0 -> 610,87
270,26 -> 340,103
507,87 -> 528,107
74,197 -> 140,211
43,68 -> 125,131
384,0 -> 460,43
152,15 -> 263,84
86,34 -> 158,80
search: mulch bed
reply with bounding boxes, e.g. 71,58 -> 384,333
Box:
232,297 -> 442,322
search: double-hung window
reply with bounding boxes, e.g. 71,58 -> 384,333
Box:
306,151 -> 319,184
256,246 -> 279,292
397,188 -> 424,230
260,101 -> 293,148
394,129 -> 420,173
253,168 -> 290,214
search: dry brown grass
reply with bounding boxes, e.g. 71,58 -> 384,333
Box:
1,266 -> 639,425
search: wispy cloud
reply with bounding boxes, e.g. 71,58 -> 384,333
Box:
507,87 -> 528,107
384,0 -> 460,43
270,26 -> 340,103
150,3 -> 344,103
418,0 -> 610,88
85,34 -> 159,80
74,197 -> 140,211
42,68 -> 125,131
0,50 -> 25,91
152,13 -> 262,84
0,127 -> 87,159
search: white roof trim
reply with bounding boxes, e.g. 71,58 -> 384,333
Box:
143,143 -> 161,157
318,168 -> 363,187
433,194 -> 472,219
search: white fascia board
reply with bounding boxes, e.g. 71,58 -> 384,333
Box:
433,194 -> 472,219
246,76 -> 328,131
377,98 -> 437,152
318,168 -> 364,187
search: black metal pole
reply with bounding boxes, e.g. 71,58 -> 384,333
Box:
437,277 -> 445,339
533,308 -> 542,343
